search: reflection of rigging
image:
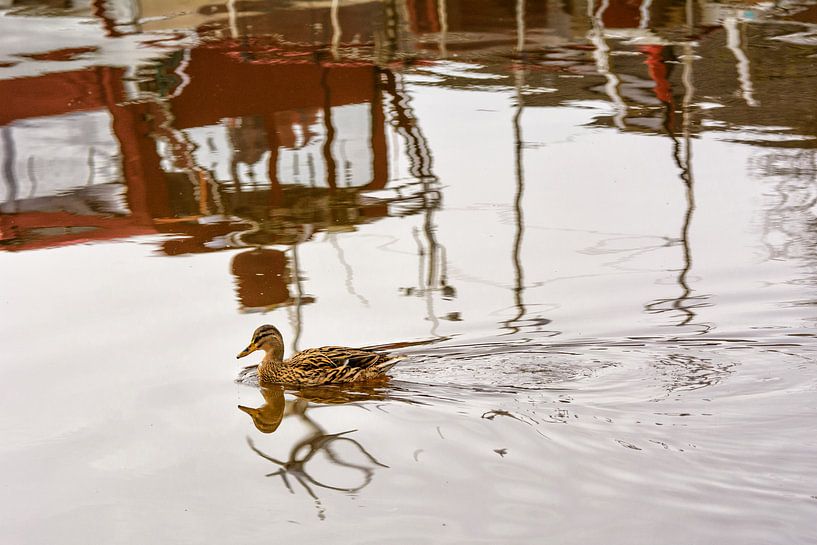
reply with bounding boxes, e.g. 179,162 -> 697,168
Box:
502,1 -> 550,335
383,70 -> 452,335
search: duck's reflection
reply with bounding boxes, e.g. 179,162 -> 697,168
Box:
239,384 -> 390,514
237,385 -> 287,433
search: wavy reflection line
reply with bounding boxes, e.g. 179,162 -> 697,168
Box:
329,233 -> 370,306
644,39 -> 709,328
639,0 -> 653,29
724,18 -> 758,107
504,69 -> 526,334
330,0 -> 342,60
438,0 -> 449,57
675,43 -> 697,326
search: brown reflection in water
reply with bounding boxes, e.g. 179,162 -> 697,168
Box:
240,385 -> 390,518
231,249 -> 295,311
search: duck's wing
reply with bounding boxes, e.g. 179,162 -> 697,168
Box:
290,346 -> 391,371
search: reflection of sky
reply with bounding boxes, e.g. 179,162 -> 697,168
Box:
175,104 -> 374,188
0,15 -> 195,81
0,110 -> 125,210
329,103 -> 373,188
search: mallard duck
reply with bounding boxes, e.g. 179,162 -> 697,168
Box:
236,324 -> 402,386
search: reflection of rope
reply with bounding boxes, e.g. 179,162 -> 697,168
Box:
329,233 -> 370,306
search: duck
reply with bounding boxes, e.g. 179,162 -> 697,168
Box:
236,324 -> 402,386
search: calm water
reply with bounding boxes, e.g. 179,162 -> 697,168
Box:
2,0 -> 817,543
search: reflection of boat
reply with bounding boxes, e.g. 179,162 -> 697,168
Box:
0,4 -> 442,317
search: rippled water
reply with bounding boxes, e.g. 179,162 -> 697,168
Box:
2,0 -> 817,543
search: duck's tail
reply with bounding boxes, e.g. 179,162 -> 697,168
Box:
377,354 -> 406,373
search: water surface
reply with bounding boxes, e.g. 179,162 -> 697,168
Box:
2,0 -> 817,543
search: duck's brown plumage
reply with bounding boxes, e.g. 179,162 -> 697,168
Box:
237,325 -> 402,386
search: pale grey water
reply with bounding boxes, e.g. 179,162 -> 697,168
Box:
1,0 -> 817,543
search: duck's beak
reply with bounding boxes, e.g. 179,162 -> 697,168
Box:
237,343 -> 257,359
237,405 -> 258,416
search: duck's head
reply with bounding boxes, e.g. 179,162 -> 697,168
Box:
237,324 -> 284,361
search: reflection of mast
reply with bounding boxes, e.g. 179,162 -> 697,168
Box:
227,0 -> 240,39
639,0 -> 653,29
673,42 -> 696,326
588,0 -> 627,129
505,1 -> 527,334
724,17 -> 758,107
645,2 -> 705,328
320,68 -> 338,189
330,0 -> 342,59
516,0 -> 526,53
438,0 -> 448,57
